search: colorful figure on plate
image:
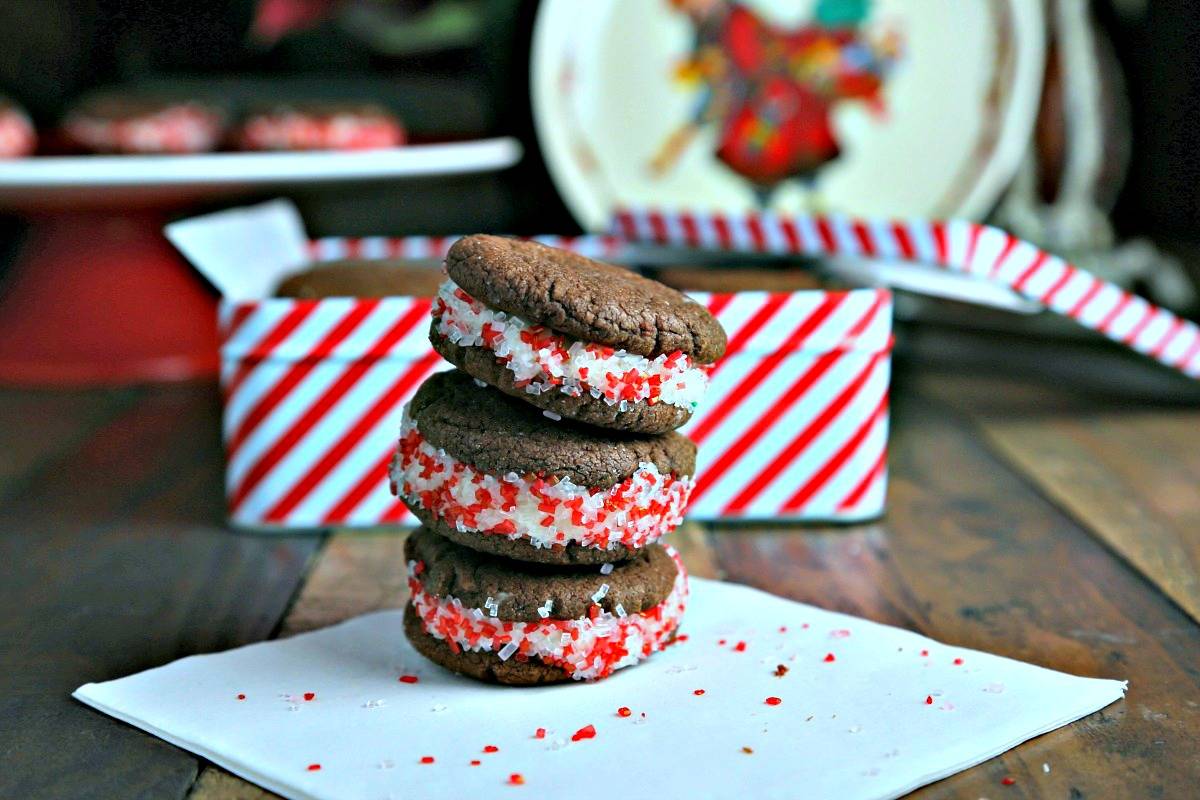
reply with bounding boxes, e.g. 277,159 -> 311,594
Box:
652,0 -> 902,205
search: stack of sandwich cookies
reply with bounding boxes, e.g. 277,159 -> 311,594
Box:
394,236 -> 726,684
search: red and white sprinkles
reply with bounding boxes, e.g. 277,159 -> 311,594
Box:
64,102 -> 224,154
433,279 -> 709,412
407,549 -> 688,681
390,414 -> 693,552
236,107 -> 405,151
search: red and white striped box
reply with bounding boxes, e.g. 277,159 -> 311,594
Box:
217,241 -> 894,529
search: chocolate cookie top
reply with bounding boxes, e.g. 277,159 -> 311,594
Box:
406,527 -> 679,622
408,369 -> 696,487
276,261 -> 443,298
445,235 -> 727,363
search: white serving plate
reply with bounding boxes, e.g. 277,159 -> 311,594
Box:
532,0 -> 1044,230
0,137 -> 522,207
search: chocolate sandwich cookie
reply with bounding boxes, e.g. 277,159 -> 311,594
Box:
404,527 -> 688,684
431,235 -> 727,433
275,260 -> 444,298
390,369 -> 696,565
0,98 -> 35,158
235,103 -> 406,151
63,94 -> 225,154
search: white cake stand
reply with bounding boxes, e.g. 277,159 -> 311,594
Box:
0,138 -> 521,385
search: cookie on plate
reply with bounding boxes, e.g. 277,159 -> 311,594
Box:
275,260 -> 444,298
403,526 -> 688,684
63,95 -> 226,154
235,103 -> 405,151
0,98 -> 36,158
431,235 -> 727,433
390,369 -> 695,565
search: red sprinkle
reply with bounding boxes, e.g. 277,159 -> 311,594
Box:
925,695 -> 934,705
778,626 -> 788,633
236,693 -> 246,700
306,764 -> 321,772
571,724 -> 597,742
676,634 -> 689,642
399,675 -> 419,684
774,664 -> 789,677
953,657 -> 964,666
470,760 -> 481,767
617,707 -> 632,717
534,728 -> 546,739
1001,776 -> 1016,786
733,641 -> 747,652
718,639 -> 726,646
509,773 -> 525,786
303,692 -> 315,701
693,689 -> 706,696
765,696 -> 783,706
420,756 -> 435,764
823,653 -> 836,663
920,649 -> 930,657
483,745 -> 499,753
742,746 -> 754,754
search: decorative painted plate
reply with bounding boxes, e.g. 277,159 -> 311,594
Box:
532,0 -> 1044,230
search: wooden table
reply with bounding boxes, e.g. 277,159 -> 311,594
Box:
1,324 -> 1198,799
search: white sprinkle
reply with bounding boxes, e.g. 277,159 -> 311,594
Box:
471,608 -> 485,620
430,704 -> 448,713
983,682 -> 1006,694
498,641 -> 519,661
537,599 -> 553,618
600,563 -> 614,575
848,725 -> 862,733
560,632 -> 571,645
615,604 -> 627,618
361,699 -> 387,709
591,583 -> 610,603
473,378 -> 488,388
542,410 -> 562,421
376,759 -> 395,770
1043,763 -> 1050,774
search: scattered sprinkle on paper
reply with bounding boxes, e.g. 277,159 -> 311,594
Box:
571,724 -> 596,742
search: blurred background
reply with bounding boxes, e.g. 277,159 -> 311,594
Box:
1,0 -> 1199,385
